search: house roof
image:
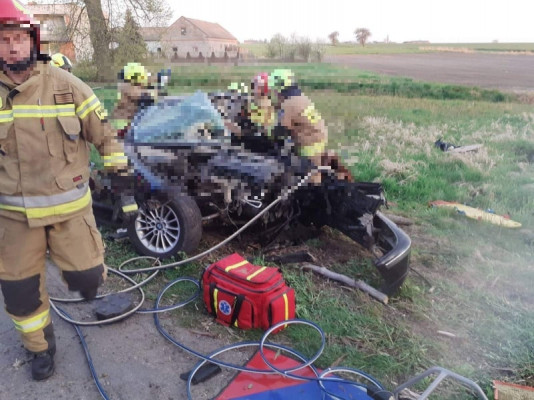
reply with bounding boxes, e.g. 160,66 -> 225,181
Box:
26,3 -> 74,16
140,27 -> 167,41
172,16 -> 238,41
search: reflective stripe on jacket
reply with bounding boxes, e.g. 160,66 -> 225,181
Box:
279,93 -> 328,158
0,62 -> 126,227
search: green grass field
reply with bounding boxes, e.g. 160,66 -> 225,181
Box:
92,63 -> 513,105
93,63 -> 534,399
242,42 -> 534,57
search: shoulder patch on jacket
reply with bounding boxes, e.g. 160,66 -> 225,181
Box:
54,93 -> 74,105
94,105 -> 107,120
302,104 -> 322,124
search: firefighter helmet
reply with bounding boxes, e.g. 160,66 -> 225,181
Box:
50,53 -> 73,72
0,0 -> 37,29
119,62 -> 149,86
228,81 -> 248,94
0,0 -> 41,71
268,69 -> 295,91
251,72 -> 269,97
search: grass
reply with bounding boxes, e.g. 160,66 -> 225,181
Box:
150,64 -> 513,103
92,64 -> 515,120
92,63 -> 534,399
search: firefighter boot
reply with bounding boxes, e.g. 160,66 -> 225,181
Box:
80,287 -> 98,300
31,346 -> 56,381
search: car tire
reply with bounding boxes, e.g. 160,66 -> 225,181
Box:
127,195 -> 202,259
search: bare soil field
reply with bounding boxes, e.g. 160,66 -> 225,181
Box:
326,53 -> 534,93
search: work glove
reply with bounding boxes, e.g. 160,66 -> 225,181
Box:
118,195 -> 139,224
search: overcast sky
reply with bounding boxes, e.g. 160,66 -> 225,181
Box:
169,0 -> 532,43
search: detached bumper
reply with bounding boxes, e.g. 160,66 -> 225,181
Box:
373,211 -> 411,295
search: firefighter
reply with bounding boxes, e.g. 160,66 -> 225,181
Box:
268,69 -> 328,183
50,52 -> 72,73
110,62 -> 157,137
268,69 -> 353,182
219,81 -> 250,137
222,72 -> 278,154
0,0 -> 136,380
249,72 -> 275,137
222,76 -> 275,140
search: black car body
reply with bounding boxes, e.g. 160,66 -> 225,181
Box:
91,92 -> 410,294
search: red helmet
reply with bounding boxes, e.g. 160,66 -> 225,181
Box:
0,0 -> 41,52
251,72 -> 269,97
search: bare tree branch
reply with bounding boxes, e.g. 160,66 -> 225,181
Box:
31,0 -> 171,80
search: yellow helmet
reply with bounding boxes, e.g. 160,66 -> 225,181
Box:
268,69 -> 295,91
50,53 -> 73,72
120,62 -> 149,86
227,81 -> 248,94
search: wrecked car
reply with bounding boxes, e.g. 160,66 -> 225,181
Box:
90,91 -> 411,294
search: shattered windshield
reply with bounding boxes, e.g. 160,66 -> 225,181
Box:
131,91 -> 229,145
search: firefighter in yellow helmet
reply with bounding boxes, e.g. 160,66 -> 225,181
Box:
219,76 -> 275,143
0,0 -> 136,380
268,69 -> 330,184
110,62 -> 157,137
50,52 -> 72,73
268,69 -> 353,182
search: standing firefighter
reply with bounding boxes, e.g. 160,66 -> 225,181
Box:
0,0 -> 134,380
268,69 -> 328,183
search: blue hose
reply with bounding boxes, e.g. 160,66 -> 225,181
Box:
52,306 -> 111,400
52,274 -> 387,400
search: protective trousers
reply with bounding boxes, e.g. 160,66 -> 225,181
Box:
0,210 -> 106,353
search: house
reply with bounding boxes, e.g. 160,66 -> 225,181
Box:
140,27 -> 167,56
26,2 -> 93,61
161,16 -> 240,59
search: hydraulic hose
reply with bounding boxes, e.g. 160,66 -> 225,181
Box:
117,166 -> 333,275
49,165 -> 388,400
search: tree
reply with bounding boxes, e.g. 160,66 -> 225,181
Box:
281,33 -> 300,61
115,9 -> 148,67
265,33 -> 325,62
296,36 -> 312,62
40,0 -> 171,81
312,40 -> 326,62
83,0 -> 113,81
354,28 -> 371,47
266,33 -> 287,59
328,31 -> 339,46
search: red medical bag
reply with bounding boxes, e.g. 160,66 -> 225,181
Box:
202,253 -> 295,332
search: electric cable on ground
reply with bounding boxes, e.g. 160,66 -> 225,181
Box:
49,166 -> 388,399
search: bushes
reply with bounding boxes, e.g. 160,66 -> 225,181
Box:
298,77 -> 511,102
72,60 -> 98,82
266,33 -> 325,62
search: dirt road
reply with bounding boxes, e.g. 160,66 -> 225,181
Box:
326,53 -> 534,92
0,261 -> 241,400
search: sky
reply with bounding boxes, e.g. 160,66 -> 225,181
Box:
168,0 -> 533,43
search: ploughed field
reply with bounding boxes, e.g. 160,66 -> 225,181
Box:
326,52 -> 534,93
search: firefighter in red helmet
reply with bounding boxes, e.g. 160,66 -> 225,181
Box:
0,0 -> 134,380
249,72 -> 275,137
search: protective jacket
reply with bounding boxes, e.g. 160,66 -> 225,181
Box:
110,81 -> 157,134
249,95 -> 276,136
278,87 -> 327,158
0,62 -> 127,227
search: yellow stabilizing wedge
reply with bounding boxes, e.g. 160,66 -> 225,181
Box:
430,200 -> 522,228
